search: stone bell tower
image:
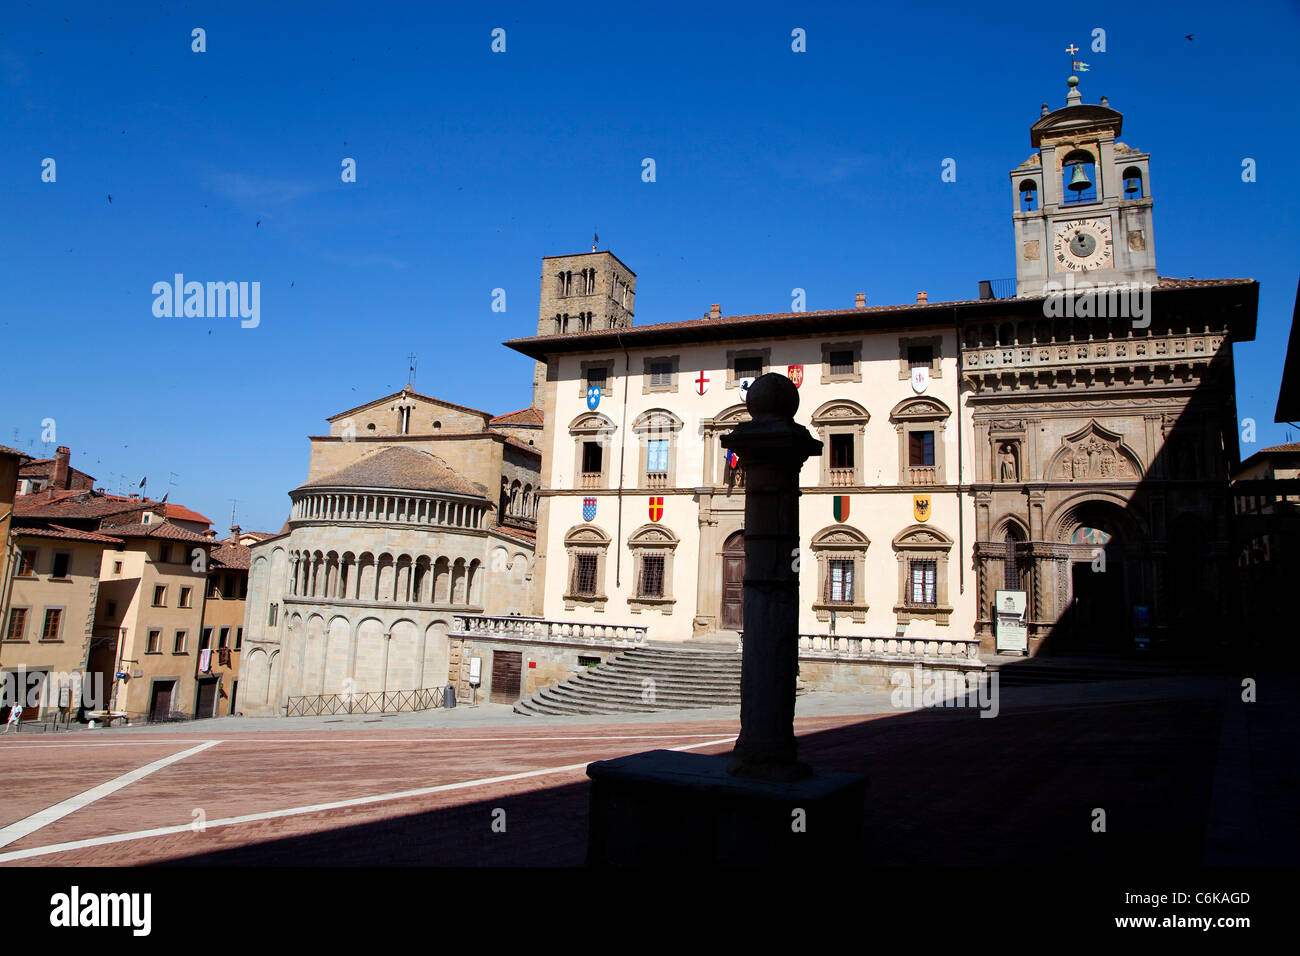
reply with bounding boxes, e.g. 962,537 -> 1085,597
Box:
1011,76 -> 1157,296
531,248 -> 636,408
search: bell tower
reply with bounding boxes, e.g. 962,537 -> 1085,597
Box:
1011,76 -> 1156,296
531,247 -> 636,407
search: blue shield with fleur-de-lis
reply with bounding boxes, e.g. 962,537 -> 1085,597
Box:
582,497 -> 597,521
586,386 -> 601,410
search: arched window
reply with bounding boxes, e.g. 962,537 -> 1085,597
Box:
810,525 -> 871,623
563,525 -> 611,610
1121,165 -> 1144,200
892,525 -> 954,625
632,409 -> 684,488
1003,526 -> 1022,591
810,400 -> 871,487
1061,149 -> 1097,204
627,524 -> 679,613
1018,178 -> 1039,212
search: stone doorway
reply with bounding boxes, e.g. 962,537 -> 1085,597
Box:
721,531 -> 745,630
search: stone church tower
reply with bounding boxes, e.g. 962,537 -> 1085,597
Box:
1011,75 -> 1157,296
530,250 -> 636,408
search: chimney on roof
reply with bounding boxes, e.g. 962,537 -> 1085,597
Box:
230,524 -> 242,540
709,303 -> 721,320
916,291 -> 928,304
203,529 -> 218,539
855,293 -> 866,309
47,445 -> 71,497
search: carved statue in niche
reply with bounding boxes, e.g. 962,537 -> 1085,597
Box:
999,443 -> 1019,482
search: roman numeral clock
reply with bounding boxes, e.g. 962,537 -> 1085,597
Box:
1053,218 -> 1114,272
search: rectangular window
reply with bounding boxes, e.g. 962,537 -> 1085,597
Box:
827,559 -> 855,603
908,431 -> 936,467
573,554 -> 598,597
235,627 -> 243,651
908,345 -> 934,369
582,441 -> 604,474
639,555 -> 665,598
41,609 -> 62,640
5,608 -> 27,641
225,574 -> 236,597
218,626 -> 230,649
113,560 -> 123,575
240,577 -> 248,599
152,585 -> 167,607
106,600 -> 117,618
179,587 -> 192,608
909,560 -> 937,606
200,627 -> 213,651
829,350 -> 855,376
173,630 -> 188,654
830,434 -> 855,470
146,629 -> 161,654
268,603 -> 278,626
158,544 -> 171,563
646,439 -> 669,474
51,552 -> 71,578
586,367 -> 608,391
649,361 -> 673,387
734,357 -> 762,380
18,549 -> 36,576
208,578 -> 219,598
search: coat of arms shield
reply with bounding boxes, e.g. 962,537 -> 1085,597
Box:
586,386 -> 602,410
582,497 -> 597,521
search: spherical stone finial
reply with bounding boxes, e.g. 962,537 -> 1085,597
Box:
1067,75 -> 1079,87
746,372 -> 800,418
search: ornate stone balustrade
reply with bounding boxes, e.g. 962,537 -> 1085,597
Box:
450,614 -> 649,647
962,331 -> 1223,378
796,633 -> 984,667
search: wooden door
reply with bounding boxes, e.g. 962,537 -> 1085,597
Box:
490,651 -> 523,704
721,531 -> 745,630
148,680 -> 174,721
195,678 -> 218,719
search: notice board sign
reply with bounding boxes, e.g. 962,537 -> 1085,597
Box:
995,589 -> 1028,653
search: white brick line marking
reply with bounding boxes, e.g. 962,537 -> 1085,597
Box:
0,733 -> 734,749
0,740 -> 221,850
0,736 -> 736,864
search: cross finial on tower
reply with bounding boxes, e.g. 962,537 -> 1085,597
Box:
592,228 -> 599,253
407,352 -> 417,389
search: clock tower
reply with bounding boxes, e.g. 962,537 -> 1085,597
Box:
1011,76 -> 1156,296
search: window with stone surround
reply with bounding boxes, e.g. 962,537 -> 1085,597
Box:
897,335 -> 943,380
633,409 -> 684,489
5,607 -> 28,641
890,396 -> 951,486
579,359 -> 615,398
627,523 -> 678,614
563,525 -> 611,610
820,340 -> 863,384
810,524 -> 870,623
892,525 -> 953,625
725,348 -> 771,389
642,355 -> 679,394
810,400 -> 870,487
569,411 -> 616,490
703,404 -> 751,489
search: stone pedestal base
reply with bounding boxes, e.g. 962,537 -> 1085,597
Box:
586,749 -> 868,866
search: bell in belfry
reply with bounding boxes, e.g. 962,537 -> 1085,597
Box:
1067,163 -> 1093,195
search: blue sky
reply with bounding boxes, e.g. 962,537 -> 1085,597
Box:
3,0 -> 1297,533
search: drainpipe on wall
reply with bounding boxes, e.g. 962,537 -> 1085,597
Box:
615,334 -> 631,588
0,513 -> 18,669
954,307 -> 965,596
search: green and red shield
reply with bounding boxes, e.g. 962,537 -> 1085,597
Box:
833,495 -> 850,522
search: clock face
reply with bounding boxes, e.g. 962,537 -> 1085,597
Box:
1053,218 -> 1114,272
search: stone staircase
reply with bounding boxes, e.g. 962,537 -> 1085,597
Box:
986,655 -> 1177,687
513,641 -> 742,716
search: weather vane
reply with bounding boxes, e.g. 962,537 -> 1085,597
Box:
1066,42 -> 1089,76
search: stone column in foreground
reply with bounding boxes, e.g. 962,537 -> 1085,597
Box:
720,373 -> 823,781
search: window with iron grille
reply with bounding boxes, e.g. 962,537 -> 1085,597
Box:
829,350 -> 855,376
1004,532 -> 1021,591
908,345 -> 934,369
41,608 -> 62,640
909,560 -> 937,605
826,559 -> 854,603
734,357 -> 762,380
5,608 -> 27,641
586,367 -> 608,391
830,434 -> 855,469
649,362 -> 673,387
639,555 -> 665,598
573,553 -> 598,596
908,430 -> 935,466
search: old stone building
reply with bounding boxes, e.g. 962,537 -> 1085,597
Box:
238,388 -> 539,716
502,76 -> 1257,685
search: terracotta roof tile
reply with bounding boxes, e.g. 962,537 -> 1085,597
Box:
14,524 -> 124,545
492,525 -> 536,546
97,519 -> 216,544
326,388 -> 493,424
14,491 -> 152,520
210,541 -> 251,570
489,408 -> 544,426
0,444 -> 32,460
163,503 -> 212,525
297,447 -> 488,499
